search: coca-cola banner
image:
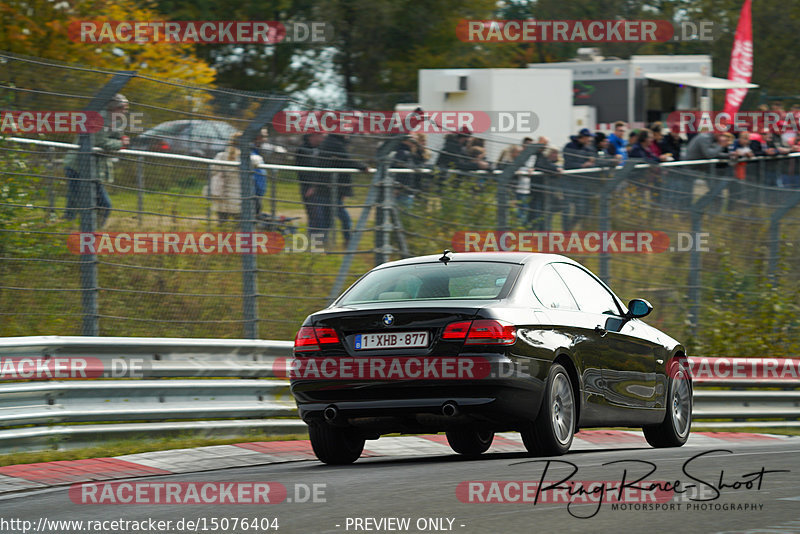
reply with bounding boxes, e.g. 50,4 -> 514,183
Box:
724,0 -> 753,116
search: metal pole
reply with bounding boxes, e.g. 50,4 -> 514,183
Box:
688,177 -> 728,336
79,72 -> 135,336
136,155 -> 144,226
377,164 -> 394,265
238,97 -> 288,339
330,172 -> 339,247
374,170 -> 385,266
45,146 -> 56,220
270,169 -> 277,220
328,168 -> 383,303
206,162 -> 213,227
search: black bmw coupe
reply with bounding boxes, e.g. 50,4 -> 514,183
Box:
290,252 -> 692,464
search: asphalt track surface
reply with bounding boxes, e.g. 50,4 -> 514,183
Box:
2,434 -> 799,534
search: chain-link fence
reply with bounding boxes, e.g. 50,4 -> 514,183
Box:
2,53 -> 800,356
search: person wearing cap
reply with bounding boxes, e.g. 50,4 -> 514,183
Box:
562,128 -> 597,170
63,93 -> 129,227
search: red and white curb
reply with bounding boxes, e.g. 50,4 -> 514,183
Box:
0,431 -> 789,495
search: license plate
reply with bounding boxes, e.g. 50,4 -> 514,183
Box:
354,331 -> 428,350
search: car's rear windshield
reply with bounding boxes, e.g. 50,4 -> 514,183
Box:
338,262 -> 520,304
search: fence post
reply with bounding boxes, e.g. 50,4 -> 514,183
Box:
329,172 -> 339,247
598,162 -> 636,284
238,97 -> 288,339
688,177 -> 729,337
375,159 -> 395,266
136,155 -> 144,226
45,145 -> 56,220
269,169 -> 277,220
326,138 -> 401,302
78,72 -> 135,336
767,189 -> 800,281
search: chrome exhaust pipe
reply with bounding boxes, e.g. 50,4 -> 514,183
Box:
323,405 -> 339,423
442,402 -> 459,417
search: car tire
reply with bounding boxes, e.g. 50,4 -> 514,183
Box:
521,363 -> 575,456
308,424 -> 365,465
643,359 -> 692,448
445,428 -> 494,456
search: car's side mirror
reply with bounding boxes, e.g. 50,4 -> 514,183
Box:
626,298 -> 653,319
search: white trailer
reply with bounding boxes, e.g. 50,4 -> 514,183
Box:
417,68 -> 573,164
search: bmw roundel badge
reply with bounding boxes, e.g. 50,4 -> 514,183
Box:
382,314 -> 394,326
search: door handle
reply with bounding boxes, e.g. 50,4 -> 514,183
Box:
594,325 -> 608,337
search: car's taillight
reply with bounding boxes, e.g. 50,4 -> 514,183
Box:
442,321 -> 472,340
466,319 -> 516,345
442,319 -> 516,345
294,326 -> 340,352
294,326 -> 319,351
158,141 -> 170,151
315,327 -> 340,344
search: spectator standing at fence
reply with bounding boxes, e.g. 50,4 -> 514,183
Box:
319,133 -> 368,246
531,145 -> 561,231
410,132 -> 431,186
594,132 -> 621,167
759,128 -> 790,156
435,129 -> 469,169
627,130 -> 639,156
210,132 -> 243,222
563,128 -> 596,170
63,93 -> 129,227
498,144 -> 527,223
435,127 -> 473,191
250,129 -> 267,216
608,121 -> 628,163
295,133 -> 327,238
659,125 -> 683,161
628,128 -> 661,163
562,128 -> 596,231
252,128 -> 287,216
392,134 -> 428,207
686,129 -> 730,160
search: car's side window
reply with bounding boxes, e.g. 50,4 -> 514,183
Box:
532,264 -> 579,310
551,263 -> 621,316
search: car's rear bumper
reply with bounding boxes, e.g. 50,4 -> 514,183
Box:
291,378 -> 544,434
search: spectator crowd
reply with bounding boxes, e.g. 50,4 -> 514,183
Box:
66,100 -> 800,237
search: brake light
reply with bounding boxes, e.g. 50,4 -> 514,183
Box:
442,321 -> 471,340
315,327 -> 340,344
442,320 -> 516,345
465,320 -> 516,345
294,326 -> 319,351
158,141 -> 170,151
294,326 -> 341,352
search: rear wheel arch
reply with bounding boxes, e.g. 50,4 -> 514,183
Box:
553,353 -> 581,430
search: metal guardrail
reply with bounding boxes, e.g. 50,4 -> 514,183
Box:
0,337 -> 797,453
0,336 -> 297,453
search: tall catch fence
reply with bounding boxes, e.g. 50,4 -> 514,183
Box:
2,53 -> 800,356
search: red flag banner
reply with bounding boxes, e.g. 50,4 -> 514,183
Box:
723,0 -> 753,116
